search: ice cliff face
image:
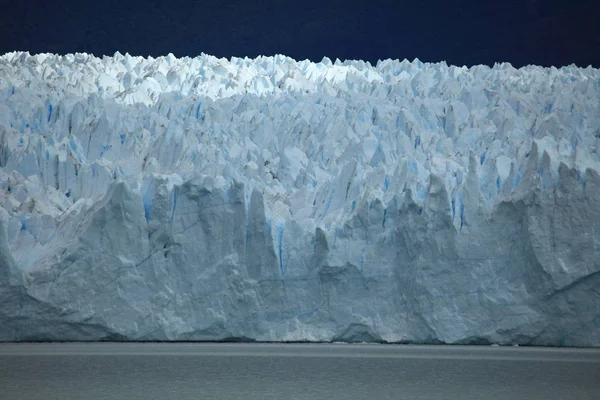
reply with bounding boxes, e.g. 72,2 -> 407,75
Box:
1,51 -> 599,345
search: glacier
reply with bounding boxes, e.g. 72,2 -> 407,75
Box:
1,51 -> 599,345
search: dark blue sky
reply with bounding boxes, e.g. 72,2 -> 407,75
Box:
1,0 -> 599,67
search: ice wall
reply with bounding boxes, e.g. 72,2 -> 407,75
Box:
1,51 -> 599,345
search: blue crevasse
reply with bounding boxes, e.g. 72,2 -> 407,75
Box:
276,222 -> 285,277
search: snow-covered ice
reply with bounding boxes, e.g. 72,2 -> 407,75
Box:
1,51 -> 599,345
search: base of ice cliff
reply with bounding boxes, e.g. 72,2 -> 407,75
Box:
1,52 -> 599,346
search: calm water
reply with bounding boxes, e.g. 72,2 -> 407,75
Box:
1,343 -> 599,399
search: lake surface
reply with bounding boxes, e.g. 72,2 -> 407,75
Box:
1,343 -> 599,399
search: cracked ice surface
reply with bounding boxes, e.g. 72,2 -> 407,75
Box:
1,51 -> 600,345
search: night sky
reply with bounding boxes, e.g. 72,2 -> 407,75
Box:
1,0 -> 599,68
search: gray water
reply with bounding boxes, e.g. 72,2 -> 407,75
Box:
1,343 -> 599,399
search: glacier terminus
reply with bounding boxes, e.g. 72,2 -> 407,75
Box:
0,51 -> 599,346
